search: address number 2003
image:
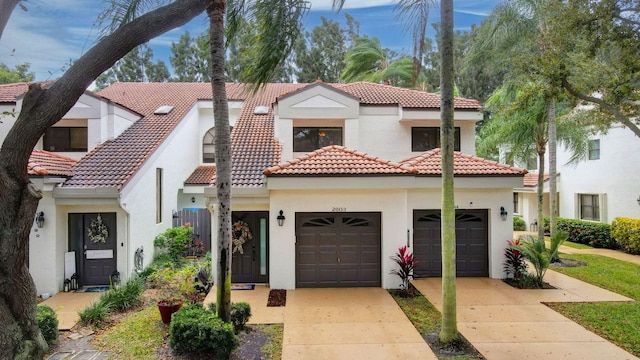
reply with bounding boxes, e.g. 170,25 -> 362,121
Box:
332,207 -> 346,212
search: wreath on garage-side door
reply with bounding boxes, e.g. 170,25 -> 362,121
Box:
87,214 -> 109,244
231,221 -> 252,254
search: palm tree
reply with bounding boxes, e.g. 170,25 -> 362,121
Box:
341,37 -> 390,83
479,81 -> 589,242
438,0 -> 458,345
469,0 -> 567,240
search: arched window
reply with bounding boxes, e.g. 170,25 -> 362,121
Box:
203,127 -> 233,163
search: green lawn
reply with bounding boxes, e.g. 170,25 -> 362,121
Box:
548,253 -> 640,356
561,241 -> 593,249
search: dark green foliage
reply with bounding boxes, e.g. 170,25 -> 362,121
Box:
0,62 -> 35,84
611,217 -> 640,254
36,305 -> 58,344
100,276 -> 143,311
230,302 -> 252,332
515,232 -> 567,288
169,304 -> 238,356
78,301 -> 111,327
154,224 -> 193,265
544,217 -> 617,249
95,44 -> 169,90
513,216 -> 526,231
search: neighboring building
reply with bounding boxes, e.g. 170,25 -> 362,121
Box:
511,125 -> 640,229
1,81 -> 526,296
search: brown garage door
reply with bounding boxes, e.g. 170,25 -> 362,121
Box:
413,209 -> 488,277
296,213 -> 381,288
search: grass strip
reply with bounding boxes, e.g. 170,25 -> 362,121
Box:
256,324 -> 283,359
561,241 -> 593,249
93,305 -> 166,360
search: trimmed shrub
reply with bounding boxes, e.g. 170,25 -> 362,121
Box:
37,305 -> 58,344
230,302 -> 252,332
154,224 -> 193,264
611,217 -> 640,254
100,276 -> 143,311
78,301 -> 111,327
513,216 -> 526,231
169,303 -> 238,357
544,217 -> 617,249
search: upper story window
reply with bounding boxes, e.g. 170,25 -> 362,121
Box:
43,127 -> 87,152
513,192 -> 519,214
412,127 -> 460,152
588,139 -> 600,160
579,194 -> 600,221
293,127 -> 342,152
203,127 -> 232,163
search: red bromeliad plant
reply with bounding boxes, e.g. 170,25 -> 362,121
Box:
390,245 -> 419,296
504,239 -> 527,280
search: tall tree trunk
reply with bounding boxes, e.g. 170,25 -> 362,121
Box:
548,100 -> 557,238
0,0 -> 20,39
536,147 -> 546,244
439,0 -> 458,345
207,0 -> 232,323
0,2 -> 206,357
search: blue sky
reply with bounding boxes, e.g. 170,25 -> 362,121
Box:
0,0 -> 500,81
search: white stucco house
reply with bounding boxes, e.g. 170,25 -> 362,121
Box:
1,81 -> 526,296
511,125 -> 640,229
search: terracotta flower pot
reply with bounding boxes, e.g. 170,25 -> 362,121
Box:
157,299 -> 183,324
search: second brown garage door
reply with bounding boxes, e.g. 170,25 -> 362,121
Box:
295,212 -> 381,288
413,209 -> 489,277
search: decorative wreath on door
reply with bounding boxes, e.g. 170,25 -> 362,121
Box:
232,221 -> 252,254
87,214 -> 109,244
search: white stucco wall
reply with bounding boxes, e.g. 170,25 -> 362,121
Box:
556,126 -> 640,223
120,103 -> 203,271
29,179 -> 60,296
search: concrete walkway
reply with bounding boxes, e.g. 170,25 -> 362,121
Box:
206,286 -> 437,360
41,292 -> 102,330
413,273 -> 637,360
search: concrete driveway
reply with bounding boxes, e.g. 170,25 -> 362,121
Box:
413,271 -> 637,360
282,288 -> 437,360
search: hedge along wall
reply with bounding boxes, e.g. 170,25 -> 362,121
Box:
544,217 -> 618,249
611,217 -> 640,255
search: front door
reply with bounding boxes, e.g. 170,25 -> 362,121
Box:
231,211 -> 269,284
69,213 -> 117,286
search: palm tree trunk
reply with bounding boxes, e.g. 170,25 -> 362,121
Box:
439,0 -> 458,344
207,0 -> 232,323
537,148 -> 546,244
548,100 -> 557,238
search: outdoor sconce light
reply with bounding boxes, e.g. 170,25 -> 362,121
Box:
277,210 -> 286,226
191,196 -> 196,203
637,195 -> 640,206
35,211 -> 45,228
500,206 -> 508,221
172,209 -> 179,219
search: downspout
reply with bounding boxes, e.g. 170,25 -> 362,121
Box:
119,198 -> 131,282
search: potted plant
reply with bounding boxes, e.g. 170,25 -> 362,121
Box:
150,268 -> 184,324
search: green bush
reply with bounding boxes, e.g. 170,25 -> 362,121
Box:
78,301 -> 111,327
611,217 -> 640,254
513,216 -> 526,231
169,304 -> 238,356
544,217 -> 617,249
154,224 -> 193,264
230,302 -> 252,332
100,276 -> 143,311
37,305 -> 58,344
515,232 -> 567,288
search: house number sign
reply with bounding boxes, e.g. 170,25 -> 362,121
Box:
332,207 -> 347,212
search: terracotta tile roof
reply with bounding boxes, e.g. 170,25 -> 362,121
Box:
62,82 -> 483,189
400,148 -> 528,176
185,166 -> 216,185
28,149 -> 76,177
264,145 -> 417,175
0,81 -> 57,103
335,82 -> 481,109
523,172 -> 551,187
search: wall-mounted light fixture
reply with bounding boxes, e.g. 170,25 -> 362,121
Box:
500,206 -> 508,221
277,210 -> 286,226
172,209 -> 179,219
191,196 -> 196,203
35,211 -> 45,228
637,195 -> 640,206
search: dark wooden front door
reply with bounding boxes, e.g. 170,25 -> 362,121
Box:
69,213 -> 117,286
413,209 -> 488,277
295,212 -> 381,288
231,211 -> 269,284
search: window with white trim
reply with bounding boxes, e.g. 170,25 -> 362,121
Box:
293,127 -> 343,152
579,194 -> 600,221
588,139 -> 600,160
513,192 -> 519,214
156,168 -> 163,224
203,127 -> 233,163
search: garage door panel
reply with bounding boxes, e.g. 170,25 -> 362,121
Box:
414,209 -> 488,277
296,212 -> 381,288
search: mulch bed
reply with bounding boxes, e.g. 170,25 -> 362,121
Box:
502,278 -> 555,289
424,332 -> 485,359
267,289 -> 286,307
